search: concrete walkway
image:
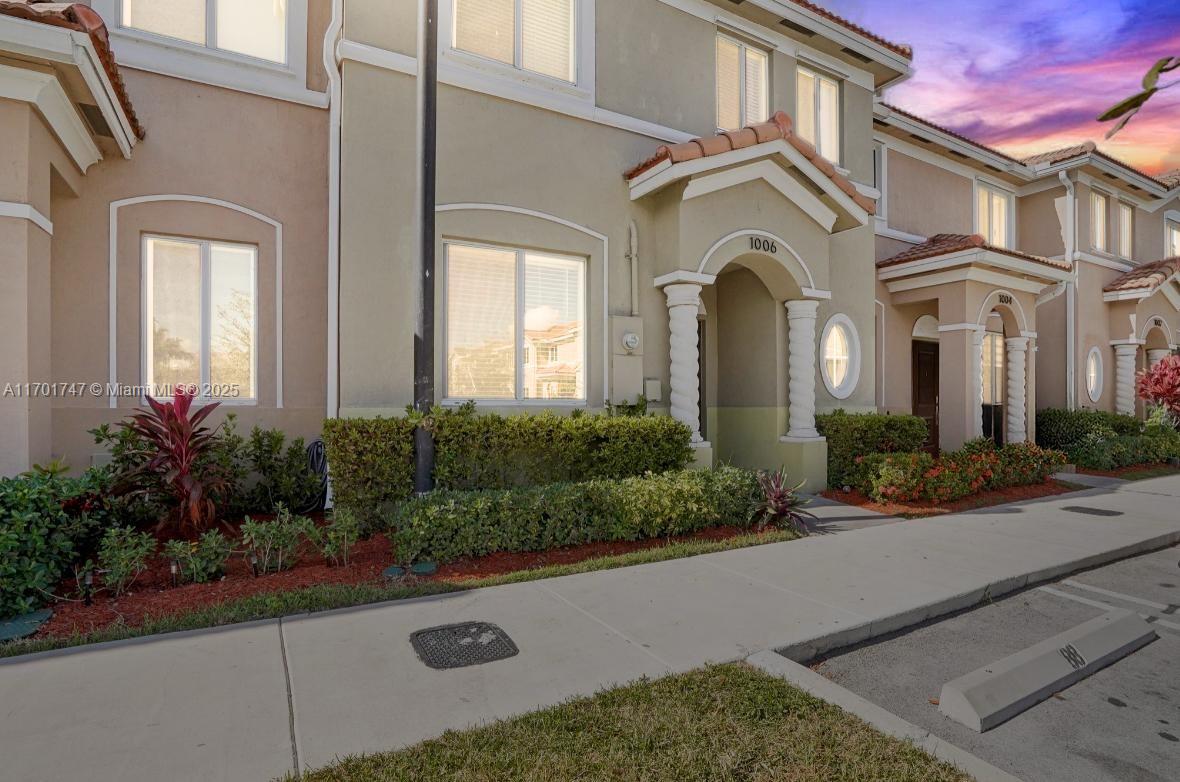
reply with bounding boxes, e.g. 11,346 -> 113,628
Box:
3,477 -> 1180,781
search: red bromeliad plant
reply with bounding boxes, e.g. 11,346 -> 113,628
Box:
750,468 -> 816,535
1138,355 -> 1180,422
121,388 -> 229,536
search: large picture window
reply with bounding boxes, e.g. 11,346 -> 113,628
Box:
446,243 -> 586,402
976,183 -> 1012,248
453,0 -> 576,83
121,0 -> 287,63
796,66 -> 840,163
143,236 -> 257,401
716,34 -> 768,132
1118,203 -> 1134,259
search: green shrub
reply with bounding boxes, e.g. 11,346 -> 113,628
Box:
324,406 -> 695,523
322,415 -> 417,530
98,526 -> 156,596
305,509 -> 361,567
1035,408 -> 1141,454
1072,434 -> 1174,470
244,427 -> 322,513
240,506 -> 311,573
816,411 -> 928,488
390,466 -> 760,565
162,530 -> 232,584
0,470 -> 124,619
994,442 -> 1067,486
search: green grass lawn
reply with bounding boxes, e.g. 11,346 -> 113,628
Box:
289,664 -> 968,782
1,529 -> 798,660
1117,465 -> 1180,481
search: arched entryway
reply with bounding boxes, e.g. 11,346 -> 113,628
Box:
974,291 -> 1032,444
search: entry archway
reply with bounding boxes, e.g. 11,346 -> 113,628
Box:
975,290 -> 1031,444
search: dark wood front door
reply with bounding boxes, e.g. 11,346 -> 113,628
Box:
912,341 -> 939,451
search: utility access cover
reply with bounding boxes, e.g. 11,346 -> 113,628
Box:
410,622 -> 519,669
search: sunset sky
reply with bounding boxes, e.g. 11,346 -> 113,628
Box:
822,0 -> 1180,176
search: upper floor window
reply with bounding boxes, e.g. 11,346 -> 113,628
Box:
1168,219 -> 1180,258
445,242 -> 586,402
1091,191 -> 1109,252
796,66 -> 840,163
1117,202 -> 1134,259
976,182 -> 1012,248
121,0 -> 287,63
143,235 -> 257,402
716,34 -> 768,131
453,0 -> 576,84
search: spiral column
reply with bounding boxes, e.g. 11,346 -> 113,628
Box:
663,283 -> 704,443
1147,349 -> 1171,369
970,328 -> 985,440
786,300 -> 820,439
1114,343 -> 1139,416
1005,336 -> 1029,443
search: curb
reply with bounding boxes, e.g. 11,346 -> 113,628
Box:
746,650 -> 1023,782
774,528 -> 1180,663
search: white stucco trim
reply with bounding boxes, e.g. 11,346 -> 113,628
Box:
91,0 -> 325,108
937,323 -> 983,333
976,289 -> 1030,333
1085,346 -> 1104,403
0,63 -> 101,172
1141,314 -> 1174,342
108,195 -> 284,409
697,229 -> 817,289
819,313 -> 861,399
1075,251 -> 1133,273
682,160 -> 839,232
437,203 -> 611,406
884,267 -> 1051,296
874,221 -> 925,245
1102,289 -> 1151,303
324,0 -> 343,419
338,39 -> 694,145
875,299 -> 886,408
0,200 -> 53,235
878,248 -> 1072,285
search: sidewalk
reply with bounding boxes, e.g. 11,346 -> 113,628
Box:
3,476 -> 1180,781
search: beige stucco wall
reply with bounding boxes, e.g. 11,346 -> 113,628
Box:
885,149 -> 973,238
45,70 -> 328,470
1018,185 -> 1067,258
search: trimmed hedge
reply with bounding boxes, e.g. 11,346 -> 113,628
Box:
324,407 -> 694,523
816,411 -> 928,488
850,441 -> 1066,504
390,466 -> 760,565
1035,408 -> 1141,454
1070,431 -> 1180,471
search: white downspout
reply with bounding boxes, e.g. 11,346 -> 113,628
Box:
1059,171 -> 1077,409
324,0 -> 343,420
627,220 -> 639,317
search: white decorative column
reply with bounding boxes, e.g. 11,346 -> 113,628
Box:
1114,343 -> 1139,416
1148,349 -> 1171,369
785,300 -> 820,439
664,283 -> 705,443
970,328 -> 985,439
1005,337 -> 1029,443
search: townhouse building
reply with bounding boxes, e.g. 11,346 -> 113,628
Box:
0,0 -> 1176,485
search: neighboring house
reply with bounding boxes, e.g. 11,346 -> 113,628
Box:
1,0 -> 1177,484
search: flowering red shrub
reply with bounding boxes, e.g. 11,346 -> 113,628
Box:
1138,355 -> 1180,420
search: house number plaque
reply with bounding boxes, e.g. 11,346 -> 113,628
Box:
750,237 -> 778,254
998,294 -> 1013,305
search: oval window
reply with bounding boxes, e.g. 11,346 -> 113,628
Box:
821,315 -> 860,399
1086,347 -> 1103,402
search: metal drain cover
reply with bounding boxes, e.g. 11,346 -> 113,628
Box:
1063,506 -> 1123,517
410,622 -> 519,669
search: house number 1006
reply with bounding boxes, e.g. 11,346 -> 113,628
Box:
750,237 -> 778,254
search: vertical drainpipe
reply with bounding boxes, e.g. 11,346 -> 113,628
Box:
324,0 -> 343,420
628,221 -> 640,317
1059,171 -> 1077,410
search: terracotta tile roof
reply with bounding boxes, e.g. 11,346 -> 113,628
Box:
0,0 -> 144,140
878,103 -> 1022,165
877,233 -> 1072,271
786,0 -> 912,59
625,111 -> 877,215
1103,257 -> 1180,293
1022,141 -> 1171,188
1161,169 -> 1180,189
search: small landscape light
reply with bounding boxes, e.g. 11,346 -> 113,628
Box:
169,560 -> 179,587
83,570 -> 94,606
250,554 -> 259,577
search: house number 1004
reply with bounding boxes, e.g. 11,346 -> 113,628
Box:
750,237 -> 778,253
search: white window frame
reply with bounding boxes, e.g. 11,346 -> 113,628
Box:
819,313 -> 861,399
1090,189 -> 1109,253
975,180 -> 1015,249
796,65 -> 842,165
1166,216 -> 1180,258
141,234 -> 259,405
92,1 -> 320,107
1117,202 -> 1134,259
715,32 -> 769,132
1085,346 -> 1103,403
442,240 -> 589,406
440,0 -> 595,103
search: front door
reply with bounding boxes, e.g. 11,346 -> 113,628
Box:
912,341 -> 939,452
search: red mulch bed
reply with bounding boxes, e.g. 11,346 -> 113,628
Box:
1078,462 -> 1180,478
821,479 -> 1081,519
34,523 -> 761,640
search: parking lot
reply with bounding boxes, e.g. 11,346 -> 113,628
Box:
813,546 -> 1180,782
